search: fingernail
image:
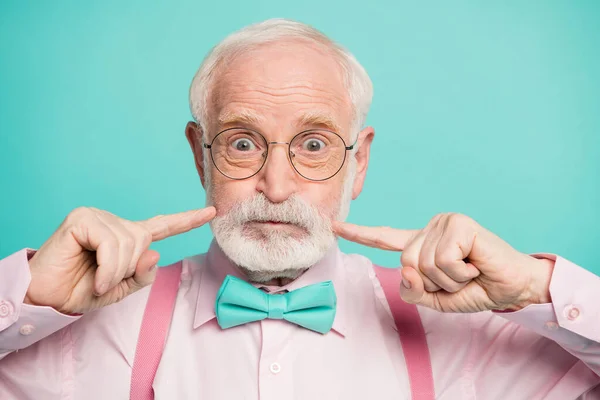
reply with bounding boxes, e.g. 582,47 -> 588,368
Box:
402,278 -> 412,289
95,283 -> 107,296
148,264 -> 157,273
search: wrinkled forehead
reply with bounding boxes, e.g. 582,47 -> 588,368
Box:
206,40 -> 353,140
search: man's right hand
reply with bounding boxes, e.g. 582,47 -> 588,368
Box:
25,206 -> 216,315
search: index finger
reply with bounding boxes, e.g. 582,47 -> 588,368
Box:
138,206 -> 217,242
332,221 -> 418,251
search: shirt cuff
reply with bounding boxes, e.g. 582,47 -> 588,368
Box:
494,254 -> 600,345
0,249 -> 81,353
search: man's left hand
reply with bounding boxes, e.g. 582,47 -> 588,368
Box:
333,213 -> 555,313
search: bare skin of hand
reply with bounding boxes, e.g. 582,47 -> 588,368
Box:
25,206 -> 216,314
333,213 -> 554,313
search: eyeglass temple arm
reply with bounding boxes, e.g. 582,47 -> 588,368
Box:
346,135 -> 360,150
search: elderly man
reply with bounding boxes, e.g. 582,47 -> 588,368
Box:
0,19 -> 599,400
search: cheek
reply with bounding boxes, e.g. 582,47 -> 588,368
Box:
210,178 -> 257,216
300,179 -> 345,216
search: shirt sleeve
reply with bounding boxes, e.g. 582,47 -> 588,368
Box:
493,254 -> 600,376
0,249 -> 81,360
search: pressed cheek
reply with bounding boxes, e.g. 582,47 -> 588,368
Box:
300,179 -> 345,218
209,173 -> 258,217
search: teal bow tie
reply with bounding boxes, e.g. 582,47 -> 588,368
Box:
215,275 -> 337,334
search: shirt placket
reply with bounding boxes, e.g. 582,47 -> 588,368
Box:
258,317 -> 294,400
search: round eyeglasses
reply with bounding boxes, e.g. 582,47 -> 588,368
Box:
203,128 -> 356,181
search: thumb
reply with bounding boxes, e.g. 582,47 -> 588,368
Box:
92,250 -> 159,308
128,249 -> 160,291
399,266 -> 428,305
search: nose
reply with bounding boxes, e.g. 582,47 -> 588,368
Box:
255,143 -> 298,203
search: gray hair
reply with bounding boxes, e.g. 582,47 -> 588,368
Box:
188,18 -> 373,140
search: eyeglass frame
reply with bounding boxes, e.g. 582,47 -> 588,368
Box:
202,127 -> 358,182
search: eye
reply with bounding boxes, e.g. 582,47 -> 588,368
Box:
302,138 -> 326,152
231,137 -> 256,151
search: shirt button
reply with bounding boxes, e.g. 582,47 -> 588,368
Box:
19,324 -> 35,336
544,321 -> 559,331
269,362 -> 282,374
0,300 -> 14,318
563,305 -> 581,321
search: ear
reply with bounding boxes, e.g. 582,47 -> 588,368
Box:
185,121 -> 206,188
351,126 -> 375,199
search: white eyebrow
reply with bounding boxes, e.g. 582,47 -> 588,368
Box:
217,108 -> 266,127
296,110 -> 342,133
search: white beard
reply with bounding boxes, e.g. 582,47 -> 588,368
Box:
206,154 -> 356,282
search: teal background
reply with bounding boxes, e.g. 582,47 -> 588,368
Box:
1,1 -> 599,275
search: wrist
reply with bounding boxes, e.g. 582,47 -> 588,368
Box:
25,252 -> 45,307
507,256 -> 555,311
24,251 -> 42,306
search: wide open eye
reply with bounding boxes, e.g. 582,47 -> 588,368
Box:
231,137 -> 256,151
302,138 -> 326,152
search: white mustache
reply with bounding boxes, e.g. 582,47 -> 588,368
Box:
227,193 -> 330,232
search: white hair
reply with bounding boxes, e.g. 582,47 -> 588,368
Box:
188,18 -> 373,140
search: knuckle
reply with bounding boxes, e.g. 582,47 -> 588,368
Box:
446,213 -> 471,228
400,251 -> 418,268
466,266 -> 481,279
120,236 -> 135,251
179,220 -> 192,233
419,261 -> 437,274
148,215 -> 166,225
435,251 -> 455,267
102,236 -> 119,250
147,215 -> 170,237
423,280 -> 441,292
446,282 -> 466,293
137,228 -> 153,247
429,214 -> 445,227
111,284 -> 129,304
445,265 -> 472,282
456,273 -> 474,283
125,264 -> 137,279
66,206 -> 92,223
157,221 -> 171,238
456,265 -> 479,282
374,233 -> 387,247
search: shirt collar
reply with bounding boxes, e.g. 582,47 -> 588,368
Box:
193,239 -> 350,337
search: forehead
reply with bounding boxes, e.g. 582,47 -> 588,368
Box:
208,40 -> 353,136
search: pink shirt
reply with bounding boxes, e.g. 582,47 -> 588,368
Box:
1,241 -> 599,399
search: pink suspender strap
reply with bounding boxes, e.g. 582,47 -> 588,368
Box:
374,265 -> 436,400
130,261 -> 182,400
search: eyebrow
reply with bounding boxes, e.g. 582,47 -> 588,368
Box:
217,108 -> 266,127
297,110 -> 342,133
